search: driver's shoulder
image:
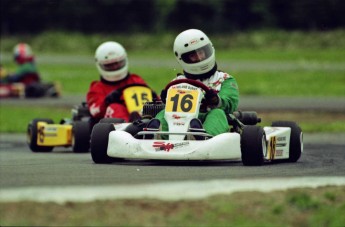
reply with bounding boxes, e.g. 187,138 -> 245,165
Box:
174,73 -> 187,81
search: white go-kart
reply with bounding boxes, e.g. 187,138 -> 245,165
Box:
91,79 -> 303,166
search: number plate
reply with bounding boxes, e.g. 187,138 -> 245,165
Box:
123,86 -> 153,113
165,88 -> 199,113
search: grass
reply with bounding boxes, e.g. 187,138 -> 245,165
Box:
0,106 -> 71,133
2,30 -> 345,54
1,186 -> 344,226
2,62 -> 344,96
1,106 -> 345,133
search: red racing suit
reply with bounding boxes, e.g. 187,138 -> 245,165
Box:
86,73 -> 148,122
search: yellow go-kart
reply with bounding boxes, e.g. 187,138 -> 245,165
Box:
27,85 -> 157,153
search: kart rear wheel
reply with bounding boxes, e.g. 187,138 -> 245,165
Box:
72,121 -> 91,153
27,118 -> 54,152
272,121 -> 303,162
99,118 -> 125,124
91,123 -> 118,163
241,125 -> 266,166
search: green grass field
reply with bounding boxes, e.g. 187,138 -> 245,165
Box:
1,186 -> 344,226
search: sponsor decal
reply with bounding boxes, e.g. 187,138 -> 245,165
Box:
190,39 -> 199,45
38,126 -> 58,143
173,122 -> 185,126
267,136 -> 277,160
276,137 -> 287,147
211,79 -> 222,88
172,114 -> 186,119
43,134 -> 58,137
90,103 -> 100,116
104,107 -> 115,118
275,150 -> 283,156
152,141 -> 189,152
45,127 -> 57,132
187,85 -> 197,90
175,85 -> 197,91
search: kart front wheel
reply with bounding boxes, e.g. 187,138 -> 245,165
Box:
27,118 -> 54,152
90,123 -> 115,163
272,121 -> 303,162
72,121 -> 91,153
241,125 -> 266,166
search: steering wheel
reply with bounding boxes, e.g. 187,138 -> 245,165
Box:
164,79 -> 210,93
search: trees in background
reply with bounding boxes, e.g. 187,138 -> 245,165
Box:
1,0 -> 344,34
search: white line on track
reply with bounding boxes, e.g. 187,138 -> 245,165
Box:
1,177 -> 344,204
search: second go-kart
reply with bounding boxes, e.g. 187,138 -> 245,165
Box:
27,85 -> 156,153
91,79 -> 303,165
27,102 -> 93,153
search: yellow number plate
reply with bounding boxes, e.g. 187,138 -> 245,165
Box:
123,86 -> 153,113
165,88 -> 198,113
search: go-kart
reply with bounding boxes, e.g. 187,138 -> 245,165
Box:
27,85 -> 156,153
90,79 -> 303,166
0,82 -> 61,98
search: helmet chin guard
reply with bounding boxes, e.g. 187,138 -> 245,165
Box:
95,41 -> 129,82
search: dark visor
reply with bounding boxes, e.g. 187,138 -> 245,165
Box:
100,59 -> 126,71
181,44 -> 213,64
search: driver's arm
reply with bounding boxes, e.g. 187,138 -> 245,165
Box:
86,81 -> 108,119
218,76 -> 239,113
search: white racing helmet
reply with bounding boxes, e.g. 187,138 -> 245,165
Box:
173,29 -> 215,75
95,41 -> 128,82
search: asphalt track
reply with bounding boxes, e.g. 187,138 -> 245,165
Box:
1,95 -> 345,202
0,131 -> 344,202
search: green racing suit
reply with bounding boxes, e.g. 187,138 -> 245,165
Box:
155,71 -> 239,136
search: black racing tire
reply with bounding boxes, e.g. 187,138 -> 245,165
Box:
27,118 -> 54,152
72,121 -> 91,153
233,111 -> 261,125
241,125 -> 266,166
90,123 -> 118,164
271,121 -> 303,162
124,118 -> 151,138
99,118 -> 125,124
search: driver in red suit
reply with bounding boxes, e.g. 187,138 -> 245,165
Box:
87,41 -> 157,122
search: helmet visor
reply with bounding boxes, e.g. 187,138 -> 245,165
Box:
100,59 -> 126,71
181,44 -> 213,64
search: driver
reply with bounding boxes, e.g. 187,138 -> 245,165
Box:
87,41 -> 157,122
147,29 -> 239,139
1,43 -> 41,85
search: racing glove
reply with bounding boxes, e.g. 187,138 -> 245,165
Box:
160,89 -> 167,103
104,90 -> 122,105
204,89 -> 220,107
